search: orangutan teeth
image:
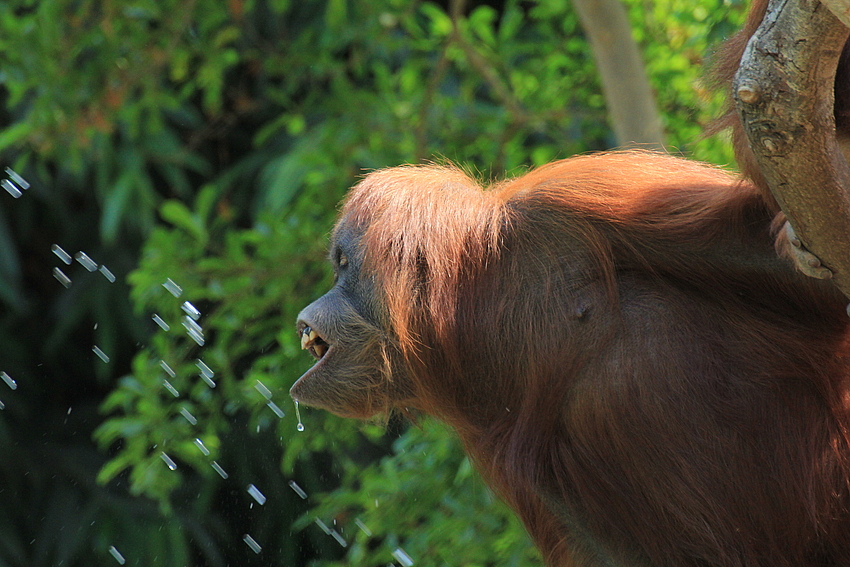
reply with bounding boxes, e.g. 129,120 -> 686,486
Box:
300,326 -> 317,350
300,325 -> 328,360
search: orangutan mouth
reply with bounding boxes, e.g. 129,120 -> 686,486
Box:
300,325 -> 329,360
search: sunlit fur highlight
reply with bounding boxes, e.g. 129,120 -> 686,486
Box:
335,151 -> 850,566
341,164 -> 506,363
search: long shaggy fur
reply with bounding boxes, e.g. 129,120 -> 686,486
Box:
334,151 -> 850,566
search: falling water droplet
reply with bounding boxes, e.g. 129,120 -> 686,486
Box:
107,545 -> 126,564
181,301 -> 201,320
288,480 -> 308,499
99,265 -> 116,282
160,452 -> 177,471
162,379 -> 179,397
162,278 -> 182,297
2,179 -> 22,198
247,484 -> 267,505
187,327 -> 205,346
355,517 -> 373,536
152,314 -> 170,331
254,380 -> 272,400
196,359 -> 213,378
295,400 -> 304,431
179,407 -> 197,425
75,251 -> 98,272
53,267 -> 71,288
160,360 -> 176,378
211,461 -> 228,479
196,359 -> 215,387
392,547 -> 414,567
243,534 -> 262,554
5,168 -> 29,190
1,372 -> 17,390
193,438 -> 210,456
51,244 -> 72,265
314,518 -> 332,535
92,346 -> 110,363
184,317 -> 205,346
330,529 -> 347,548
266,400 -> 284,418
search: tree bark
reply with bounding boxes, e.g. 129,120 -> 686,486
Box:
822,0 -> 850,27
734,0 -> 850,299
572,0 -> 665,149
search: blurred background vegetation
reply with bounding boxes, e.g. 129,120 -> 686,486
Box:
0,0 -> 745,565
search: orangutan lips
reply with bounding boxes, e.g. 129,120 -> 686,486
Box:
300,326 -> 329,360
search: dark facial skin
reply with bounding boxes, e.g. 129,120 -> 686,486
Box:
290,223 -> 414,418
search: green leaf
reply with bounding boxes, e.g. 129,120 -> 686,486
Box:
96,453 -> 136,485
101,171 -> 134,242
469,6 -> 498,47
421,3 -> 452,37
159,200 -> 207,243
325,0 -> 348,32
0,121 -> 31,152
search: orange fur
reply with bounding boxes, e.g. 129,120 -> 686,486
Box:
325,151 -> 850,565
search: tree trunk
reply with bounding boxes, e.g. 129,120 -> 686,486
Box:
734,0 -> 850,299
572,0 -> 665,149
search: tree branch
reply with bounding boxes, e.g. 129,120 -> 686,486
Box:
822,0 -> 850,27
734,0 -> 850,298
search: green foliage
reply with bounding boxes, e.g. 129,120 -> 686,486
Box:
100,162 -> 544,563
622,0 -> 748,163
306,419 -> 541,566
95,189 -> 339,485
0,0 -> 746,565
